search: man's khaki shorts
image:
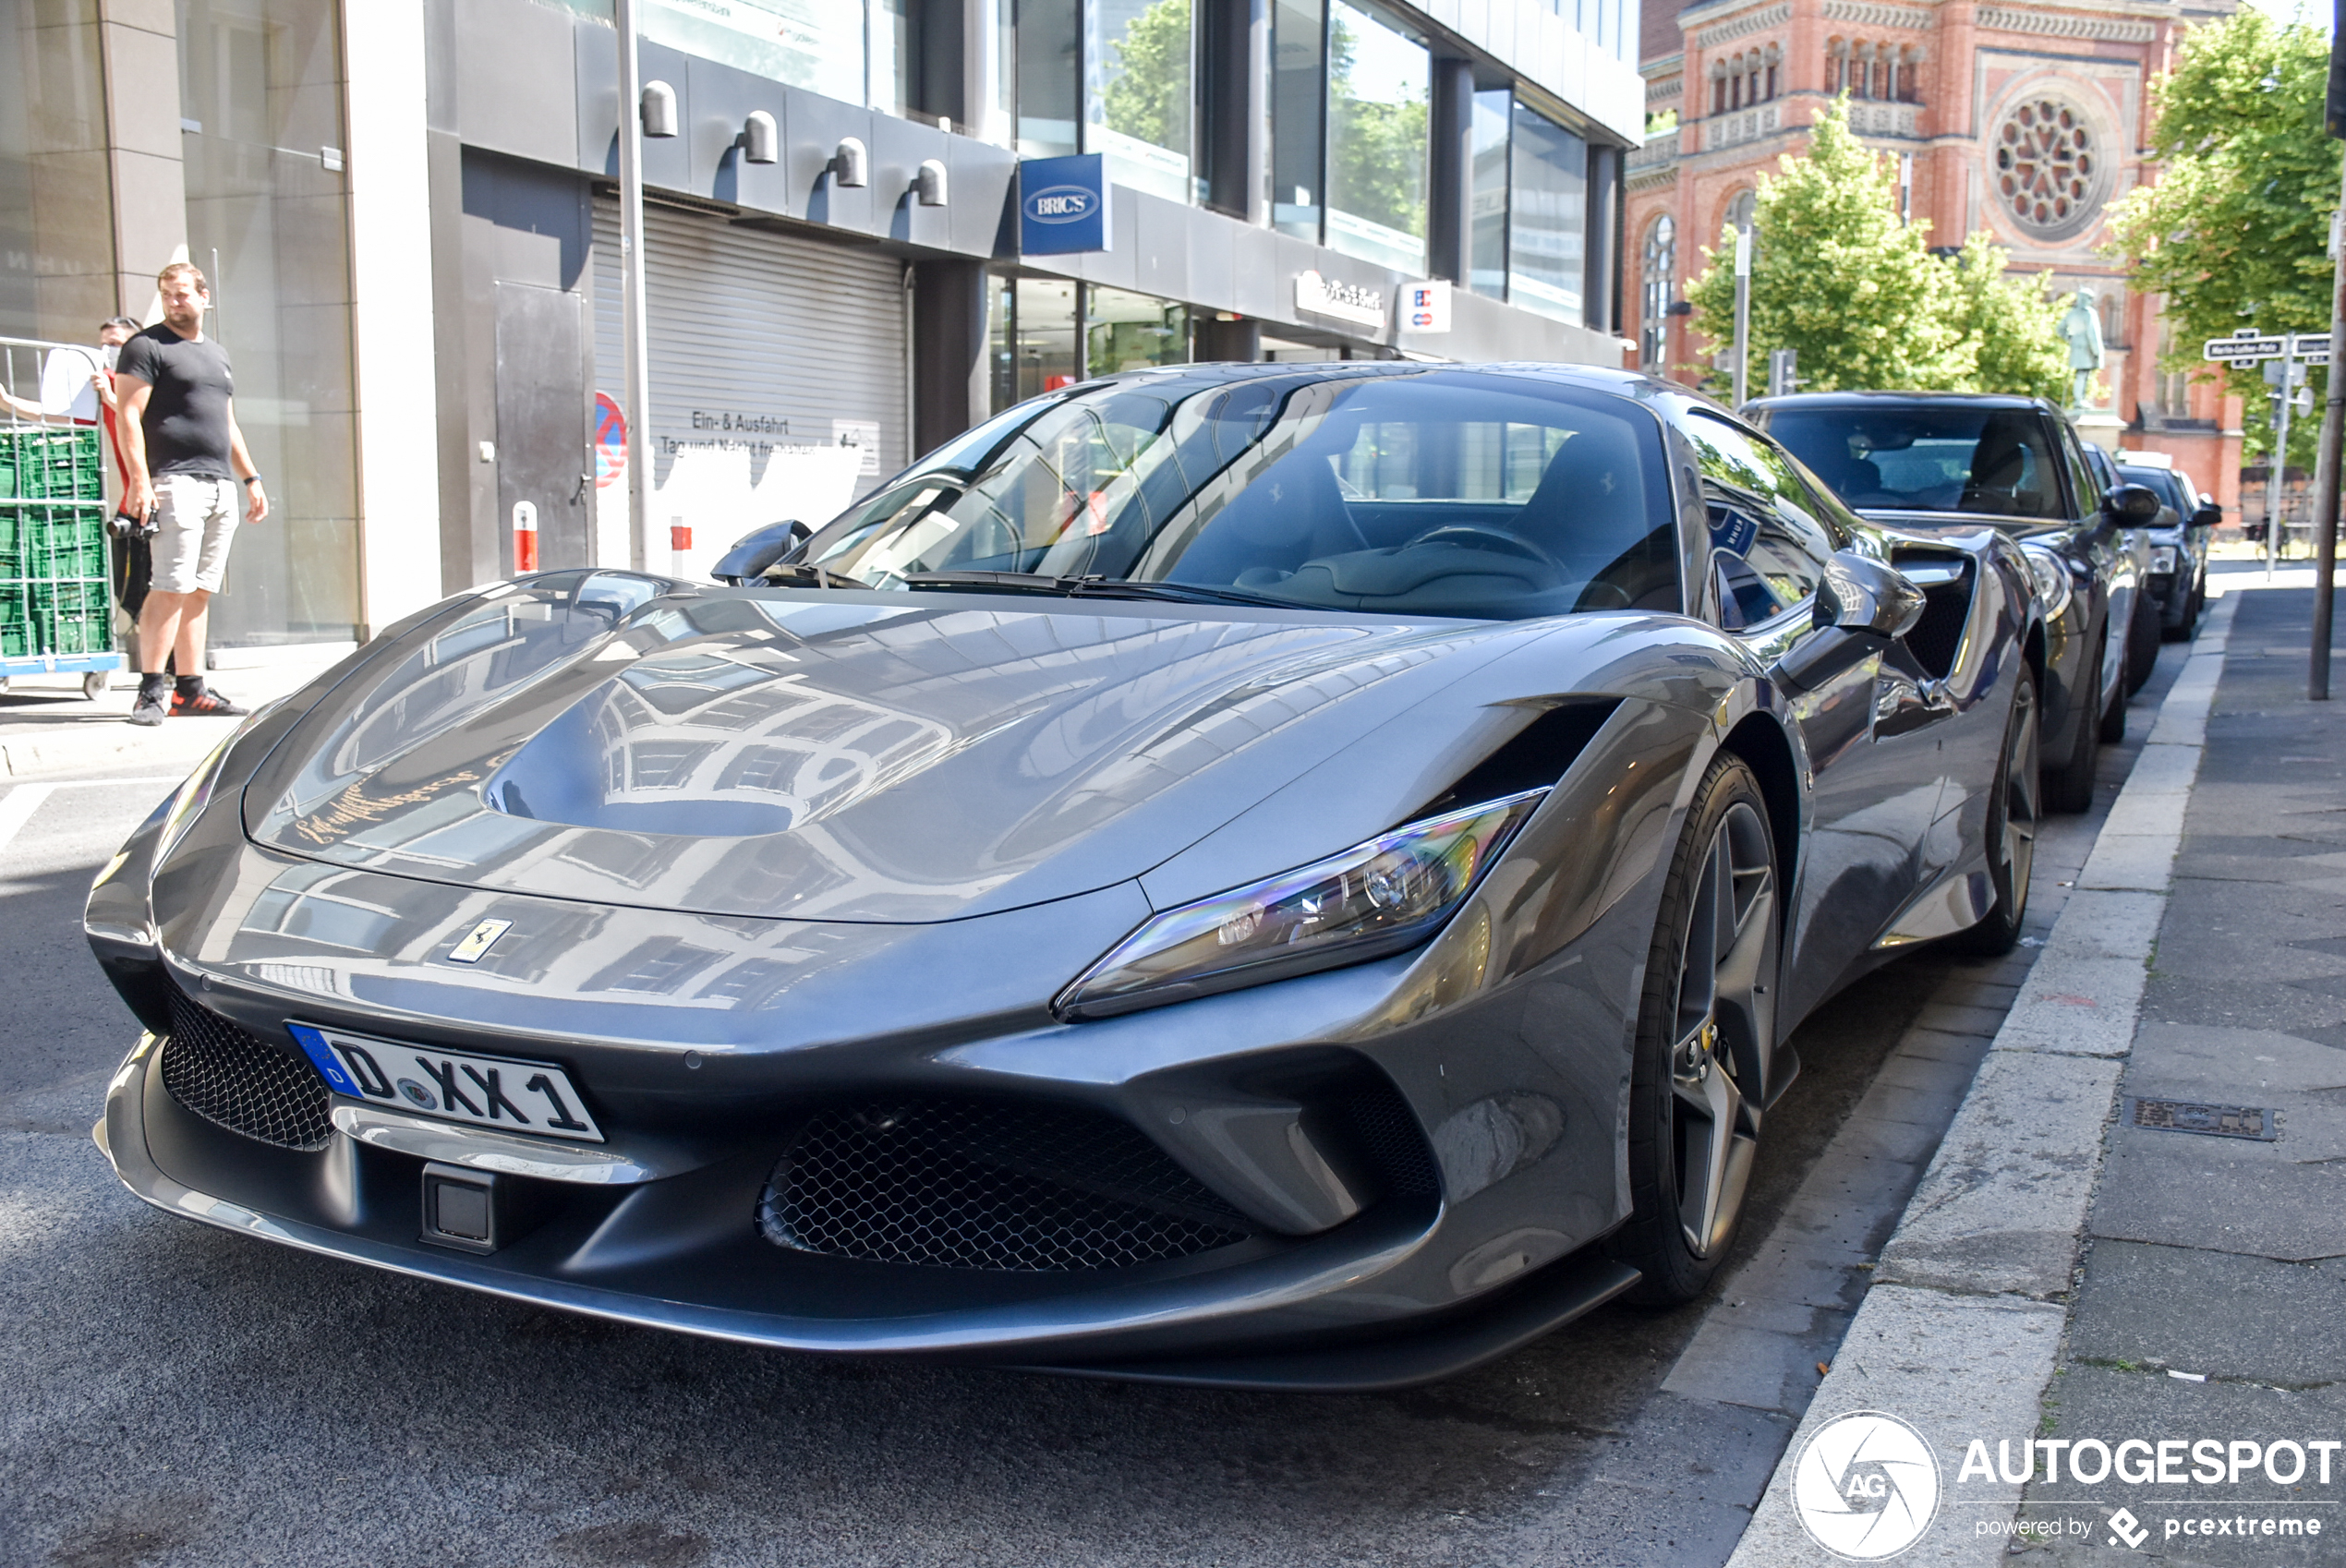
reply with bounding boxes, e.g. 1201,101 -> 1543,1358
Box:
151,475 -> 241,596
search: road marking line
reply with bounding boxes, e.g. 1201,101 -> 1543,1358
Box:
0,784 -> 57,856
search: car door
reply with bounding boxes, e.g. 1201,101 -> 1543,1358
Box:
1682,413 -> 1941,1021
2050,413 -> 2134,696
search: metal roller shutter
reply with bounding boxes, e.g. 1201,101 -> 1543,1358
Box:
592,198 -> 909,507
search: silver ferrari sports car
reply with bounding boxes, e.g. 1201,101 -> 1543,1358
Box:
90,364 -> 2046,1390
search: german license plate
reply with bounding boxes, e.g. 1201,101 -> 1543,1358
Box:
286,1022 -> 605,1142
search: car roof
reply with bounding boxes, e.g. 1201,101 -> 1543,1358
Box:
1092,359 -> 1678,403
1745,391 -> 2053,413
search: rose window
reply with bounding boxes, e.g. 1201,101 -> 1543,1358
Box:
1995,99 -> 2097,232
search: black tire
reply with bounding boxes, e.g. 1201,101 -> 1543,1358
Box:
1609,753 -> 1778,1305
2124,587 -> 2159,695
2045,634 -> 2102,814
1955,665 -> 2040,957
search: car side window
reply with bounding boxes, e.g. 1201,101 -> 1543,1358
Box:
2052,418 -> 2100,520
1685,413 -> 1838,631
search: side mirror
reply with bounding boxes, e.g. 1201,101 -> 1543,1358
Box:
712,520 -> 811,585
1817,550 -> 1926,639
2101,483 -> 2162,526
2191,502 -> 2221,528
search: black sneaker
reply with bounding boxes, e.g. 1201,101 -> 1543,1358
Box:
171,688 -> 248,718
128,690 -> 169,727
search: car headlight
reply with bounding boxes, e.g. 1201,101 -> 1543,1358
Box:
2149,546 -> 2179,574
2019,546 -> 2072,621
1056,788 -> 1547,1020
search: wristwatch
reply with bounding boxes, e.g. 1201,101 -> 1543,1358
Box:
242,475 -> 261,488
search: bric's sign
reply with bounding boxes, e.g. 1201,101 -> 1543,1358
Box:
1296,269 -> 1385,330
1019,154 -> 1110,255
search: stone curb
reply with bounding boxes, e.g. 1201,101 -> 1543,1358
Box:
0,722 -> 233,780
1724,590 -> 2241,1568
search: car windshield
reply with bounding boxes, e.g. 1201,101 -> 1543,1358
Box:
1764,404 -> 2066,521
792,368 -> 1680,621
2118,465 -> 2186,519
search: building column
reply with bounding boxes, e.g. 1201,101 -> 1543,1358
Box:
1586,144 -> 1622,335
1427,57 -> 1475,284
1199,0 -> 1269,223
341,0 -> 444,633
913,259 -> 988,457
94,0 -> 187,320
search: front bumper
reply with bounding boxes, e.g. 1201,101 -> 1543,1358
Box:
98,1024 -> 1639,1387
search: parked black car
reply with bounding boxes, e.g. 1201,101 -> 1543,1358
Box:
2080,443 -> 2169,686
1747,392 -> 2159,813
2115,457 -> 2218,640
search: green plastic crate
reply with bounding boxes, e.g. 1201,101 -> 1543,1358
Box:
4,504 -> 106,581
25,577 -> 107,621
0,621 -> 26,659
3,428 -> 103,501
30,611 -> 108,656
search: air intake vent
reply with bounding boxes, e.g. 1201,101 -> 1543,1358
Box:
1333,1078 -> 1442,1198
758,1098 -> 1253,1272
161,985 -> 334,1152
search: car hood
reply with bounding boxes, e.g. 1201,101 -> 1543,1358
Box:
1857,508 -> 2083,541
240,577 -> 1542,923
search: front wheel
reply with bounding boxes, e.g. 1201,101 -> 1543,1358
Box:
2125,588 -> 2160,696
1956,665 -> 2040,956
1609,753 -> 1779,1305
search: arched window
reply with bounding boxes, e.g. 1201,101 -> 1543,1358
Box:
1711,63 -> 1727,116
1726,188 -> 1757,239
1641,214 -> 1676,368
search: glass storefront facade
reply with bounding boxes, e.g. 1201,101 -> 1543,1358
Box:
1323,0 -> 1427,272
1506,99 -> 1587,324
540,0 -> 918,112
176,0 -> 359,644
1017,0 -> 1195,202
989,279 -> 1188,412
0,0 -> 114,344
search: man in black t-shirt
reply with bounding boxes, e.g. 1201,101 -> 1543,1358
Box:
115,261 -> 269,726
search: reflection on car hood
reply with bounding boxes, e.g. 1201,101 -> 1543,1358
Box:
243,583 -> 1530,923
1856,508 -> 2081,539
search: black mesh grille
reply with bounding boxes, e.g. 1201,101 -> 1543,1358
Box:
1334,1080 -> 1442,1197
160,987 -> 334,1152
759,1099 -> 1253,1272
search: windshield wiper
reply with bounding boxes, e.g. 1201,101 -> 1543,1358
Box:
900,571 -> 1297,609
761,561 -> 869,590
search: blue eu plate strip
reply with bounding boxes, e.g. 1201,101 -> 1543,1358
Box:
285,1022 -> 361,1098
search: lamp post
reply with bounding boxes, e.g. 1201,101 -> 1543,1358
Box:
1731,224 -> 1753,409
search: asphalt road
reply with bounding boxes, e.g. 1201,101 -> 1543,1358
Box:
0,639 -> 2187,1568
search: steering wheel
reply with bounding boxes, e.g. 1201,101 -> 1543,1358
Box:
1401,524 -> 1567,573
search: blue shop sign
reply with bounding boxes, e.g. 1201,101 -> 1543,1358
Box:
1019,154 -> 1110,255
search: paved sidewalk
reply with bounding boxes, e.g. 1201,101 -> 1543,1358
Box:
0,645 -> 352,778
2011,580 -> 2346,1563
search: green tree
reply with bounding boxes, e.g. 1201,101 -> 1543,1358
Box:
2105,8 -> 2340,463
1100,0 -> 1191,155
1943,233 -> 2071,402
1687,98 -> 2072,399
1686,99 -> 1966,393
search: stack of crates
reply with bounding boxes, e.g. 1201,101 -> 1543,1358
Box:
0,426 -> 112,660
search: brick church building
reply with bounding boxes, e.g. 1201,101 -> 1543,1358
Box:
1626,0 -> 2245,512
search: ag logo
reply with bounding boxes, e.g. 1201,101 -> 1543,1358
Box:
1791,1410 -> 1941,1560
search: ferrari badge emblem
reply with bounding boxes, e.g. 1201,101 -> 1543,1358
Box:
447,918 -> 513,964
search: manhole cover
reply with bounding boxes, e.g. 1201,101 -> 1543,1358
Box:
2127,1098 -> 2277,1140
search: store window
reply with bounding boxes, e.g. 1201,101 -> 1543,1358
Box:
1010,278 -> 1078,405
1468,89 -> 1510,300
1507,99 -> 1586,324
1016,0 -> 1195,201
544,0 -> 914,113
178,0 -> 360,645
1270,0 -> 1324,241
0,1 -> 114,343
1017,0 -> 1080,157
1086,286 -> 1187,378
1089,0 -> 1194,202
1324,0 -> 1427,272
1640,215 -> 1675,368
